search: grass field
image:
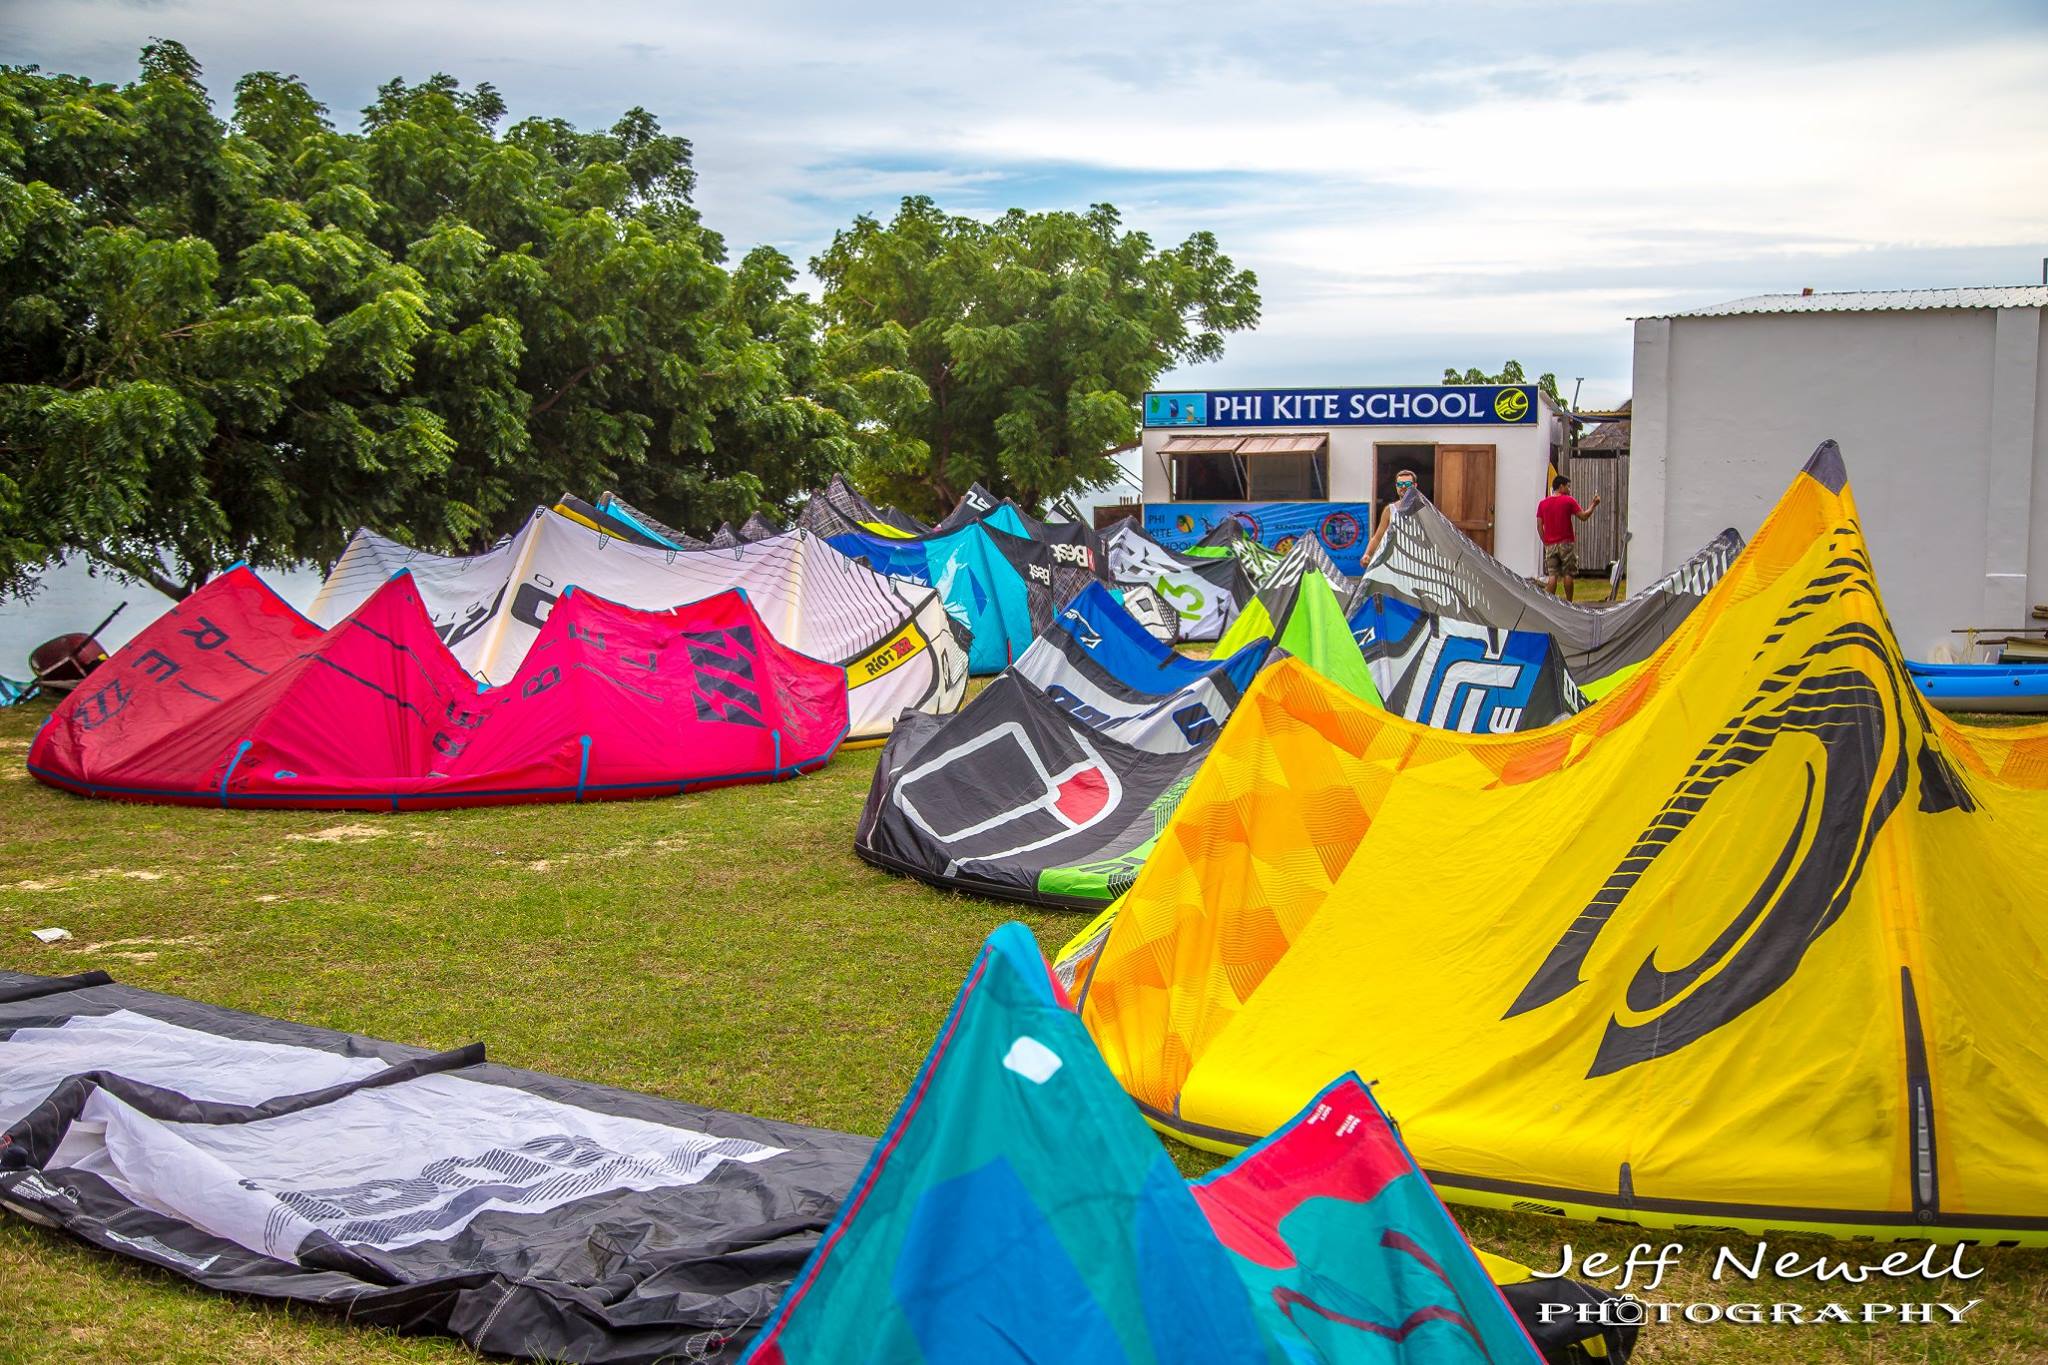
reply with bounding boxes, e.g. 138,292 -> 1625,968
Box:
2,698 -> 2044,1364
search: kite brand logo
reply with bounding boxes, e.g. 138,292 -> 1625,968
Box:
511,579 -> 559,630
686,627 -> 766,726
266,1130 -> 782,1251
846,625 -> 929,686
1493,388 -> 1531,421
1050,543 -> 1093,568
892,719 -> 1122,868
75,677 -> 134,731
1060,608 -> 1104,650
1043,684 -> 1114,729
1506,542 -> 1976,1084
6,1172 -> 79,1206
441,585 -> 507,648
1027,563 -> 1053,586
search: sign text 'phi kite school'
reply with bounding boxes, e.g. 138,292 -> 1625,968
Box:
1144,384 -> 1537,428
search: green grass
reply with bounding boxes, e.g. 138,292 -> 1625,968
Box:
1,700 -> 2043,1364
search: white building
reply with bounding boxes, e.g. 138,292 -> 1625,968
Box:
1630,286 -> 2048,659
1138,383 -> 1569,575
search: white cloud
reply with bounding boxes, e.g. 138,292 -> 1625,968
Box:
5,0 -> 2045,401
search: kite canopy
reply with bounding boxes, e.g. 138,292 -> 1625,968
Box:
855,674 -> 1214,908
1103,519 -> 1251,642
1351,593 -> 1586,734
29,569 -> 848,808
552,492 -> 689,548
744,923 -> 1573,1365
1216,567 -> 1381,707
1067,443 -> 2048,1242
0,968 -> 871,1363
595,490 -> 710,549
1013,582 -> 1269,754
308,510 -> 964,744
1360,487 -> 1741,680
857,589 -> 1262,907
824,508 -> 1088,676
794,473 -> 928,540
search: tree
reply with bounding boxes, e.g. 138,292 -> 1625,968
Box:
1443,359 -> 1567,411
812,196 -> 1259,519
0,42 -> 850,599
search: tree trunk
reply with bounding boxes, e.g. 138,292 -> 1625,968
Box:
83,547 -> 195,602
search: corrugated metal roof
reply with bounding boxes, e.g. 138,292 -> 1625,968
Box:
1237,433 -> 1328,456
1159,433 -> 1244,455
1642,286 -> 2048,319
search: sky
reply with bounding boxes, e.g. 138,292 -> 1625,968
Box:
5,0 -> 2046,410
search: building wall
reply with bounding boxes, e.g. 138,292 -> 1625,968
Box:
0,555 -> 325,676
1629,307 -> 2046,659
1139,395 -> 1564,575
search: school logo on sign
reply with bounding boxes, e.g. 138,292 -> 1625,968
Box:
1144,393 -> 1206,426
1493,388 -> 1530,421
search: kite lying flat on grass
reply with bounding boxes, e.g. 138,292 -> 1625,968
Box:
1062,443 -> 2048,1243
29,569 -> 847,808
308,509 -> 964,745
0,967 -> 869,1363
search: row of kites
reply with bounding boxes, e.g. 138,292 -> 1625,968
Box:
26,463 -> 1667,807
12,444 -> 2048,1364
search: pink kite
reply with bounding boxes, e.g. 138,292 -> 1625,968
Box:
28,568 -> 848,808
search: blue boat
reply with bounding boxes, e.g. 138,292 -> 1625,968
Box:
1908,660 -> 2048,714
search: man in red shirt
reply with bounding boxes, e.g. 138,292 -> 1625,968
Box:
1536,474 -> 1600,598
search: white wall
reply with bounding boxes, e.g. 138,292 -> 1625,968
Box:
1629,307 -> 2046,659
0,556 -> 323,679
1140,394 -> 1562,574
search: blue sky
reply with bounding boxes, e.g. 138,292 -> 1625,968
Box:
6,0 -> 2046,407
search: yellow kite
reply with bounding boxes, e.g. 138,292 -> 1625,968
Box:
1063,443 -> 2048,1243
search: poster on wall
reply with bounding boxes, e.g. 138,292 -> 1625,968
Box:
1144,502 -> 1375,575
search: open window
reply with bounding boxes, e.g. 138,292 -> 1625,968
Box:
1165,434 -> 1246,500
1164,433 -> 1329,502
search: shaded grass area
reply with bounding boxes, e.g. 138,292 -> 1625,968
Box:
1,701 -> 2043,1363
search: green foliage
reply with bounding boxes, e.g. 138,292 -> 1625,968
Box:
812,195 -> 1259,519
0,42 -> 849,597
1443,358 -> 1566,411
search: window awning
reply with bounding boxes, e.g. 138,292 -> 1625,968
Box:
1159,433 -> 1245,455
1236,433 -> 1329,457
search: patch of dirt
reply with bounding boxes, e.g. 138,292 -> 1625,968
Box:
285,823 -> 386,844
69,934 -> 212,957
5,868 -> 169,892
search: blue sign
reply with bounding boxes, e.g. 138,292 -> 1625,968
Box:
1144,501 -> 1375,575
1144,385 -> 1535,428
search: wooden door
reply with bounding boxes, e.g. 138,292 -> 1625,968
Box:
1435,445 -> 1497,553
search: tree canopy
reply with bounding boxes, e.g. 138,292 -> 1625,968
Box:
1443,359 -> 1566,411
812,196 -> 1260,520
0,42 -> 852,598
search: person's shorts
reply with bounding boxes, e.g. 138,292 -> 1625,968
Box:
1543,541 -> 1579,579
